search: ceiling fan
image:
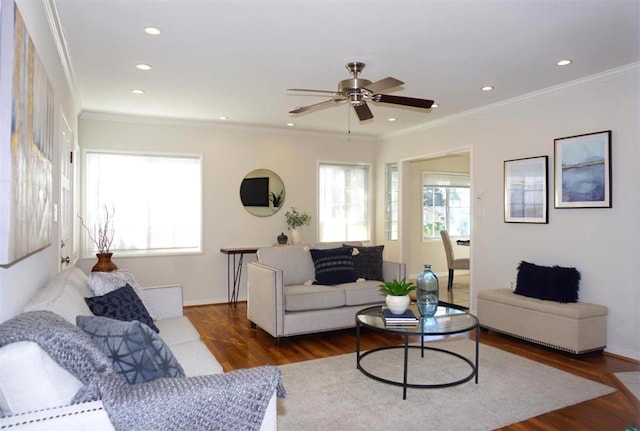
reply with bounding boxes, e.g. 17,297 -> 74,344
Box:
288,62 -> 434,121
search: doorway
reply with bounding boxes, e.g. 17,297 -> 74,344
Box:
401,150 -> 471,309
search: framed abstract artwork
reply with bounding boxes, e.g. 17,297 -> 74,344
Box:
554,131 -> 612,209
504,156 -> 548,224
0,0 -> 54,265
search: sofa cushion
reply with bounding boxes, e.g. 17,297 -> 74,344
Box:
77,316 -> 185,384
341,280 -> 386,306
515,261 -> 581,303
0,341 -> 84,416
88,269 -> 156,318
309,247 -> 356,285
284,284 -> 345,311
169,341 -> 224,376
154,316 -> 201,346
23,268 -> 93,324
257,245 -> 315,286
85,284 -> 159,333
347,245 -> 384,281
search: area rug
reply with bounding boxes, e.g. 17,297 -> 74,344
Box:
277,338 -> 615,431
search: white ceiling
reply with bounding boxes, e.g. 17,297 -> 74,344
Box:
51,0 -> 640,137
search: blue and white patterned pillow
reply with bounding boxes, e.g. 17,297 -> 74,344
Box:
309,247 -> 356,285
85,284 -> 159,333
76,315 -> 185,384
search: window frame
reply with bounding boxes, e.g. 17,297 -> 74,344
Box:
81,149 -> 204,258
317,161 -> 372,243
421,171 -> 470,241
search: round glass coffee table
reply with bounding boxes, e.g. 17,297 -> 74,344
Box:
356,303 -> 479,399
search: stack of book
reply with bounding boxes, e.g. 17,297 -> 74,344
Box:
381,308 -> 418,326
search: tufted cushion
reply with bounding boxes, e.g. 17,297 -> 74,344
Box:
514,261 -> 581,303
309,247 -> 356,285
77,316 -> 184,384
347,244 -> 384,281
85,284 -> 159,332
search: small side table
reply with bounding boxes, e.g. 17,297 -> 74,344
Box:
220,247 -> 261,307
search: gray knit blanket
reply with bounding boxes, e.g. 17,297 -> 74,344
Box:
0,311 -> 285,430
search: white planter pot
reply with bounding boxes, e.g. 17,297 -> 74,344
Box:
385,294 -> 411,315
290,228 -> 302,245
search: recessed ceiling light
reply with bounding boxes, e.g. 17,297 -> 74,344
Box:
286,122 -> 295,127
481,86 -> 494,91
131,89 -> 145,94
387,117 -> 397,122
556,59 -> 572,66
219,116 -> 229,121
136,63 -> 152,71
144,26 -> 161,36
431,103 -> 439,108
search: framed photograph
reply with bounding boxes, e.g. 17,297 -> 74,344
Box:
504,156 -> 548,224
554,130 -> 611,208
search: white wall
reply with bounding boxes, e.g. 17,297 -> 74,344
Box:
0,1 -> 78,322
77,115 -> 377,305
376,65 -> 640,360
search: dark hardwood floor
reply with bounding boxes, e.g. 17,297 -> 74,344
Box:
185,302 -> 639,431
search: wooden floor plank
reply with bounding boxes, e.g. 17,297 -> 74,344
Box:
185,302 -> 640,430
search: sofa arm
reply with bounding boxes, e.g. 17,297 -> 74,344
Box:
0,401 -> 115,431
382,260 -> 407,282
247,262 -> 285,338
140,285 -> 184,319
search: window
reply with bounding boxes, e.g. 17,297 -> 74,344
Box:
83,151 -> 202,256
422,172 -> 470,240
385,163 -> 399,240
318,163 -> 370,242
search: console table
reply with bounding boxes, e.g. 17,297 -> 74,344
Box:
220,247 -> 262,307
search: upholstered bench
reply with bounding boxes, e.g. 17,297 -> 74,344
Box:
477,288 -> 608,354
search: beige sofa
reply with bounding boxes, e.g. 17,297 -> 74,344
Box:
0,267 -> 277,430
247,245 -> 406,338
477,288 -> 608,354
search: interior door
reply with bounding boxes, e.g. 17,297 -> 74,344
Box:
59,113 -> 74,270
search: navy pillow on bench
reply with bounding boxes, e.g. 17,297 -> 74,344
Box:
514,261 -> 581,303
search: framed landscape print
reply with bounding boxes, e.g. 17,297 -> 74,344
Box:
554,131 -> 611,208
504,156 -> 548,224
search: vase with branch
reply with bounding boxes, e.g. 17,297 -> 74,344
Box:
80,204 -> 117,272
285,207 -> 311,245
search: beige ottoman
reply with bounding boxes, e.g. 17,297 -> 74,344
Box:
477,288 -> 607,354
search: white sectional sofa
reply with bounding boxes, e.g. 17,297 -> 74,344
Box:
0,267 -> 278,430
247,245 -> 406,338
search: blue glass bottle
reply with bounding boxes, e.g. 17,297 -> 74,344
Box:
416,264 -> 439,317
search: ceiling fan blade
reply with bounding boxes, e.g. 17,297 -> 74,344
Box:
289,98 -> 343,114
287,88 -> 340,96
365,77 -> 404,94
353,102 -> 374,121
373,94 -> 434,109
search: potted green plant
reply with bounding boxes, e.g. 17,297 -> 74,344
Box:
379,278 -> 416,315
270,190 -> 283,207
285,207 -> 311,244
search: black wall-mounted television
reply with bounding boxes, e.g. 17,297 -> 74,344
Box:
240,177 -> 270,207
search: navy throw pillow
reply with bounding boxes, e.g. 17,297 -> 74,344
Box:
346,244 -> 384,281
85,284 -> 159,332
514,261 -> 580,303
309,247 -> 356,285
77,315 -> 184,384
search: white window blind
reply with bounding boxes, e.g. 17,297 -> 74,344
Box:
84,152 -> 202,255
318,163 -> 370,242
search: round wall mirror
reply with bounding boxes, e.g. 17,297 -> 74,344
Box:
240,169 -> 285,217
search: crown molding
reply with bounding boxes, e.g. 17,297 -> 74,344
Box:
43,0 -> 80,108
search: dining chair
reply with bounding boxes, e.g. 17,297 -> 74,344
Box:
440,230 -> 470,291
